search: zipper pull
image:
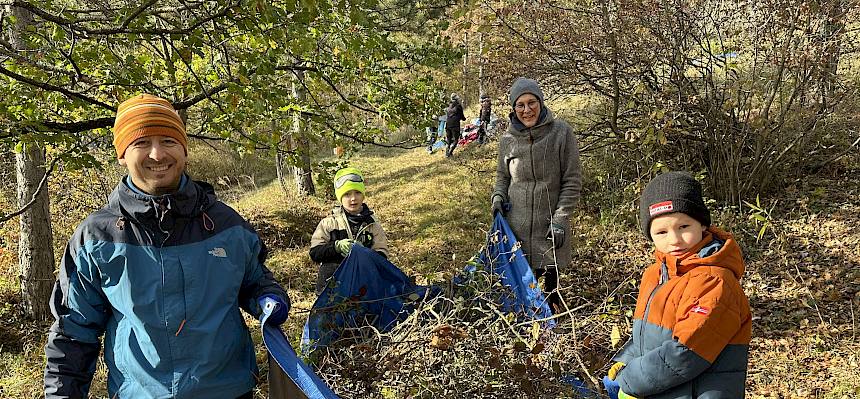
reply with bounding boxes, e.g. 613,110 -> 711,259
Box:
175,319 -> 186,336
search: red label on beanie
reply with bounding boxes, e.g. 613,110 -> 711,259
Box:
649,201 -> 674,216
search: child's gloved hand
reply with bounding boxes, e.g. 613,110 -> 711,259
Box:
335,239 -> 360,256
601,375 -> 620,399
608,361 -> 625,380
618,389 -> 639,399
546,223 -> 565,249
257,294 -> 289,326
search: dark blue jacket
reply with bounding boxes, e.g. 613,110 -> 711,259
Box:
44,177 -> 288,398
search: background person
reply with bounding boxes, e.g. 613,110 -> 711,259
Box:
445,93 -> 466,158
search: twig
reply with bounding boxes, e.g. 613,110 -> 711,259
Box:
0,153 -> 59,225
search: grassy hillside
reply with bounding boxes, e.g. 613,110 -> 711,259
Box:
1,139 -> 859,397
239,142 -> 860,397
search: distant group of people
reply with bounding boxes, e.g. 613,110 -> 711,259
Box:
426,90 -> 494,157
44,77 -> 750,399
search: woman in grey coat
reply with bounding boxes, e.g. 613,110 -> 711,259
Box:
491,77 -> 582,313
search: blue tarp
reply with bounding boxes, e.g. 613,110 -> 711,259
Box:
465,213 -> 555,327
301,245 -> 436,351
261,299 -> 339,399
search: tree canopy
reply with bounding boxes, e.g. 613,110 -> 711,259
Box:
0,0 -> 460,169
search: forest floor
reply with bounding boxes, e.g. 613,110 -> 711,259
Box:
1,139 -> 859,398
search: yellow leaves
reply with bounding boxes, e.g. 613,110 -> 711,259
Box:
611,324 -> 622,348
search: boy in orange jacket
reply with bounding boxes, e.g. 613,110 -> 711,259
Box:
603,172 -> 752,399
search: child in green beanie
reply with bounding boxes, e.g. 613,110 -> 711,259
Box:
309,167 -> 389,293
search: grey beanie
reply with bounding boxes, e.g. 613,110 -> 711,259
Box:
509,77 -> 545,107
639,172 -> 711,240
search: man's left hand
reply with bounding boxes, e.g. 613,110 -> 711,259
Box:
258,294 -> 289,326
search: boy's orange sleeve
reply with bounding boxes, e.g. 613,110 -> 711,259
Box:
672,271 -> 745,362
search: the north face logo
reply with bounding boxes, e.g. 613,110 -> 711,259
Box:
208,248 -> 227,258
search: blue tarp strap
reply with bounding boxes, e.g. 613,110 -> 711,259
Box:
262,301 -> 339,399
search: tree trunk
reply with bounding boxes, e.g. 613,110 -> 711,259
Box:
462,31 -> 469,107
275,146 -> 290,196
291,70 -> 315,196
16,144 -> 55,320
9,4 -> 54,321
478,33 -> 485,96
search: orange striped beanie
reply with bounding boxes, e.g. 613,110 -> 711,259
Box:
113,94 -> 187,158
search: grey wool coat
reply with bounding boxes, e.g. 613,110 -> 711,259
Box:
492,108 -> 582,271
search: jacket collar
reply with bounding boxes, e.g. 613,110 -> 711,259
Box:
654,227 -> 745,280
107,174 -> 217,225
508,106 -> 554,136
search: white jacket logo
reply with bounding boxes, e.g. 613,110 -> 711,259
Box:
208,248 -> 227,258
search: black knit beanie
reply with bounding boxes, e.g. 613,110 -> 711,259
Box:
639,172 -> 711,240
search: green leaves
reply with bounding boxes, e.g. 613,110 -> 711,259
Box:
1,0 -> 454,172
744,195 -> 776,242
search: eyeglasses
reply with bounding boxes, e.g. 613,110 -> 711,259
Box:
334,173 -> 363,188
515,100 -> 539,112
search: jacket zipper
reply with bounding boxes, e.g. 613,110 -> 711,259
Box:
638,260 -> 670,353
528,130 -> 536,258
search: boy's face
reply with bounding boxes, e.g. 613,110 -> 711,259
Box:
340,190 -> 365,214
649,212 -> 707,257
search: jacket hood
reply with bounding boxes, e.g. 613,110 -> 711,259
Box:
106,175 -> 218,224
509,77 -> 545,106
508,107 -> 554,136
655,227 -> 745,280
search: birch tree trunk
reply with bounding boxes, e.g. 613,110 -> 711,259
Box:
9,4 -> 54,320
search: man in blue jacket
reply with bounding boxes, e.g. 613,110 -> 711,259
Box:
44,94 -> 290,399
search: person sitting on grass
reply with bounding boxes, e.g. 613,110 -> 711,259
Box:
309,167 -> 389,294
603,171 -> 752,399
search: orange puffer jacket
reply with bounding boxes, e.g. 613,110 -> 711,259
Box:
614,227 -> 752,398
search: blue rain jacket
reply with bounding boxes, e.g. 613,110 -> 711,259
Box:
44,177 -> 287,399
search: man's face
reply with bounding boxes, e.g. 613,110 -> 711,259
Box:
514,93 -> 540,128
119,135 -> 187,196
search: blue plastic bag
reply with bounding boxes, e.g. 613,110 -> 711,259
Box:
261,298 -> 339,399
463,213 -> 555,328
302,245 -> 437,351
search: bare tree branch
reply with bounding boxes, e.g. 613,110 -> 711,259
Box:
0,64 -> 115,110
0,153 -> 58,225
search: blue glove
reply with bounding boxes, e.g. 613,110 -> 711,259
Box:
602,375 -> 621,399
258,294 -> 289,326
